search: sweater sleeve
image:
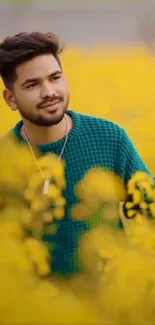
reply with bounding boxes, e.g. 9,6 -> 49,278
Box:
117,127 -> 152,185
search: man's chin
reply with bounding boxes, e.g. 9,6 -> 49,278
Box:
33,111 -> 65,126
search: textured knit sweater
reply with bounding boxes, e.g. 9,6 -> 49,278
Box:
11,110 -> 150,275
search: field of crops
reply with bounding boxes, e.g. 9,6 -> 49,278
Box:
1,44 -> 155,172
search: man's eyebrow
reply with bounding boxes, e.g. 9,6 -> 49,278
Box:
21,78 -> 38,87
20,70 -> 62,87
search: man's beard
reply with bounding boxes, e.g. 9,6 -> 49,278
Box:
18,99 -> 69,126
20,110 -> 66,126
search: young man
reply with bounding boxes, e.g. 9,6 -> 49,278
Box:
0,32 -> 151,275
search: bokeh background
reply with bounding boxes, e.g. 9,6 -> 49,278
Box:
1,0 -> 155,172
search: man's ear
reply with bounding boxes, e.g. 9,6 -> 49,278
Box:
3,88 -> 17,111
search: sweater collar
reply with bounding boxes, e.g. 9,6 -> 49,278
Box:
13,109 -> 81,152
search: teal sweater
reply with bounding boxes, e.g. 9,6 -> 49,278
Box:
13,110 -> 150,275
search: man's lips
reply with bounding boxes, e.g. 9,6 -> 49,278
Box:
39,98 -> 61,109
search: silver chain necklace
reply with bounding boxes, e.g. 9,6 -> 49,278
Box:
22,115 -> 69,194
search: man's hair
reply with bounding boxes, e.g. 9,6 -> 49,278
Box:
0,32 -> 64,89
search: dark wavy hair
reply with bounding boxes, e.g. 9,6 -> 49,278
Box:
0,32 -> 64,89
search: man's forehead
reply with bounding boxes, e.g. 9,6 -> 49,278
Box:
16,54 -> 61,79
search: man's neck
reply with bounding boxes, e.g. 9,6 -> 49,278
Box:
21,114 -> 73,145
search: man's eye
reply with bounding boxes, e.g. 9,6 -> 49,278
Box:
26,83 -> 38,89
51,75 -> 61,81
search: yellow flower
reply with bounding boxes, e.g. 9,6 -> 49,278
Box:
15,143 -> 39,179
132,189 -> 144,204
125,202 -> 136,210
128,172 -> 155,201
0,168 -> 25,190
30,197 -> 48,212
24,156 -> 66,215
0,193 -> 6,209
24,238 -> 50,261
24,238 -> 51,276
42,212 -> 54,223
0,219 -> 24,240
56,197 -> 66,207
42,197 -> 65,223
54,207 -> 65,220
135,213 -> 144,225
71,203 -> 92,220
28,173 -> 44,191
72,167 -> 126,221
0,139 -> 38,191
127,209 -> 137,218
139,201 -> 148,210
24,188 -> 35,201
45,184 -> 61,199
38,153 -> 66,189
149,202 -> 155,218
37,261 -> 51,277
128,171 -> 153,187
20,208 -> 35,230
76,168 -> 126,203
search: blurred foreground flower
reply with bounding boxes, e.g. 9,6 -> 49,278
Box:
72,167 -> 126,225
0,139 -> 66,275
0,135 -> 37,190
1,141 -> 155,325
79,222 -> 155,325
0,218 -> 102,325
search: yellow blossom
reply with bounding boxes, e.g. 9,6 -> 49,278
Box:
0,193 -> 6,209
30,197 -> 48,212
38,153 -> 66,189
24,188 -> 35,200
0,219 -> 24,240
56,197 -> 66,207
125,201 -> 135,210
127,209 -> 136,218
42,212 -> 54,223
149,202 -> 155,218
135,213 -> 144,225
76,168 -> 126,203
0,139 -> 38,190
28,173 -> 44,191
45,184 -> 61,199
139,201 -> 148,210
133,189 -> 144,204
72,168 -> 126,221
37,261 -> 51,277
71,203 -> 92,220
20,208 -> 35,230
128,172 -> 155,202
54,207 -> 65,220
24,238 -> 51,276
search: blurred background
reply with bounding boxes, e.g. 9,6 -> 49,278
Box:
0,0 -> 155,172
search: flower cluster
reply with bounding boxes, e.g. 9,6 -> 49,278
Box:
122,171 -> 155,222
22,153 -> 66,235
0,140 -> 66,277
72,167 -> 126,223
1,140 -> 155,325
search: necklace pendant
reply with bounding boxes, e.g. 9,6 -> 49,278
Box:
43,179 -> 50,195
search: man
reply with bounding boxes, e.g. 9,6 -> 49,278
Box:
0,32 -> 151,275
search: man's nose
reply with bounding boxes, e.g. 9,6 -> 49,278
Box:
40,82 -> 57,98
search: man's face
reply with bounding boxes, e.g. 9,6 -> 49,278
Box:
4,54 -> 70,126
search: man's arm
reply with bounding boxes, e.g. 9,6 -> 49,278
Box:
117,127 -> 152,184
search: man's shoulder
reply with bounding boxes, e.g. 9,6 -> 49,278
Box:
0,120 -> 23,144
0,128 -> 19,148
74,110 -> 125,135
